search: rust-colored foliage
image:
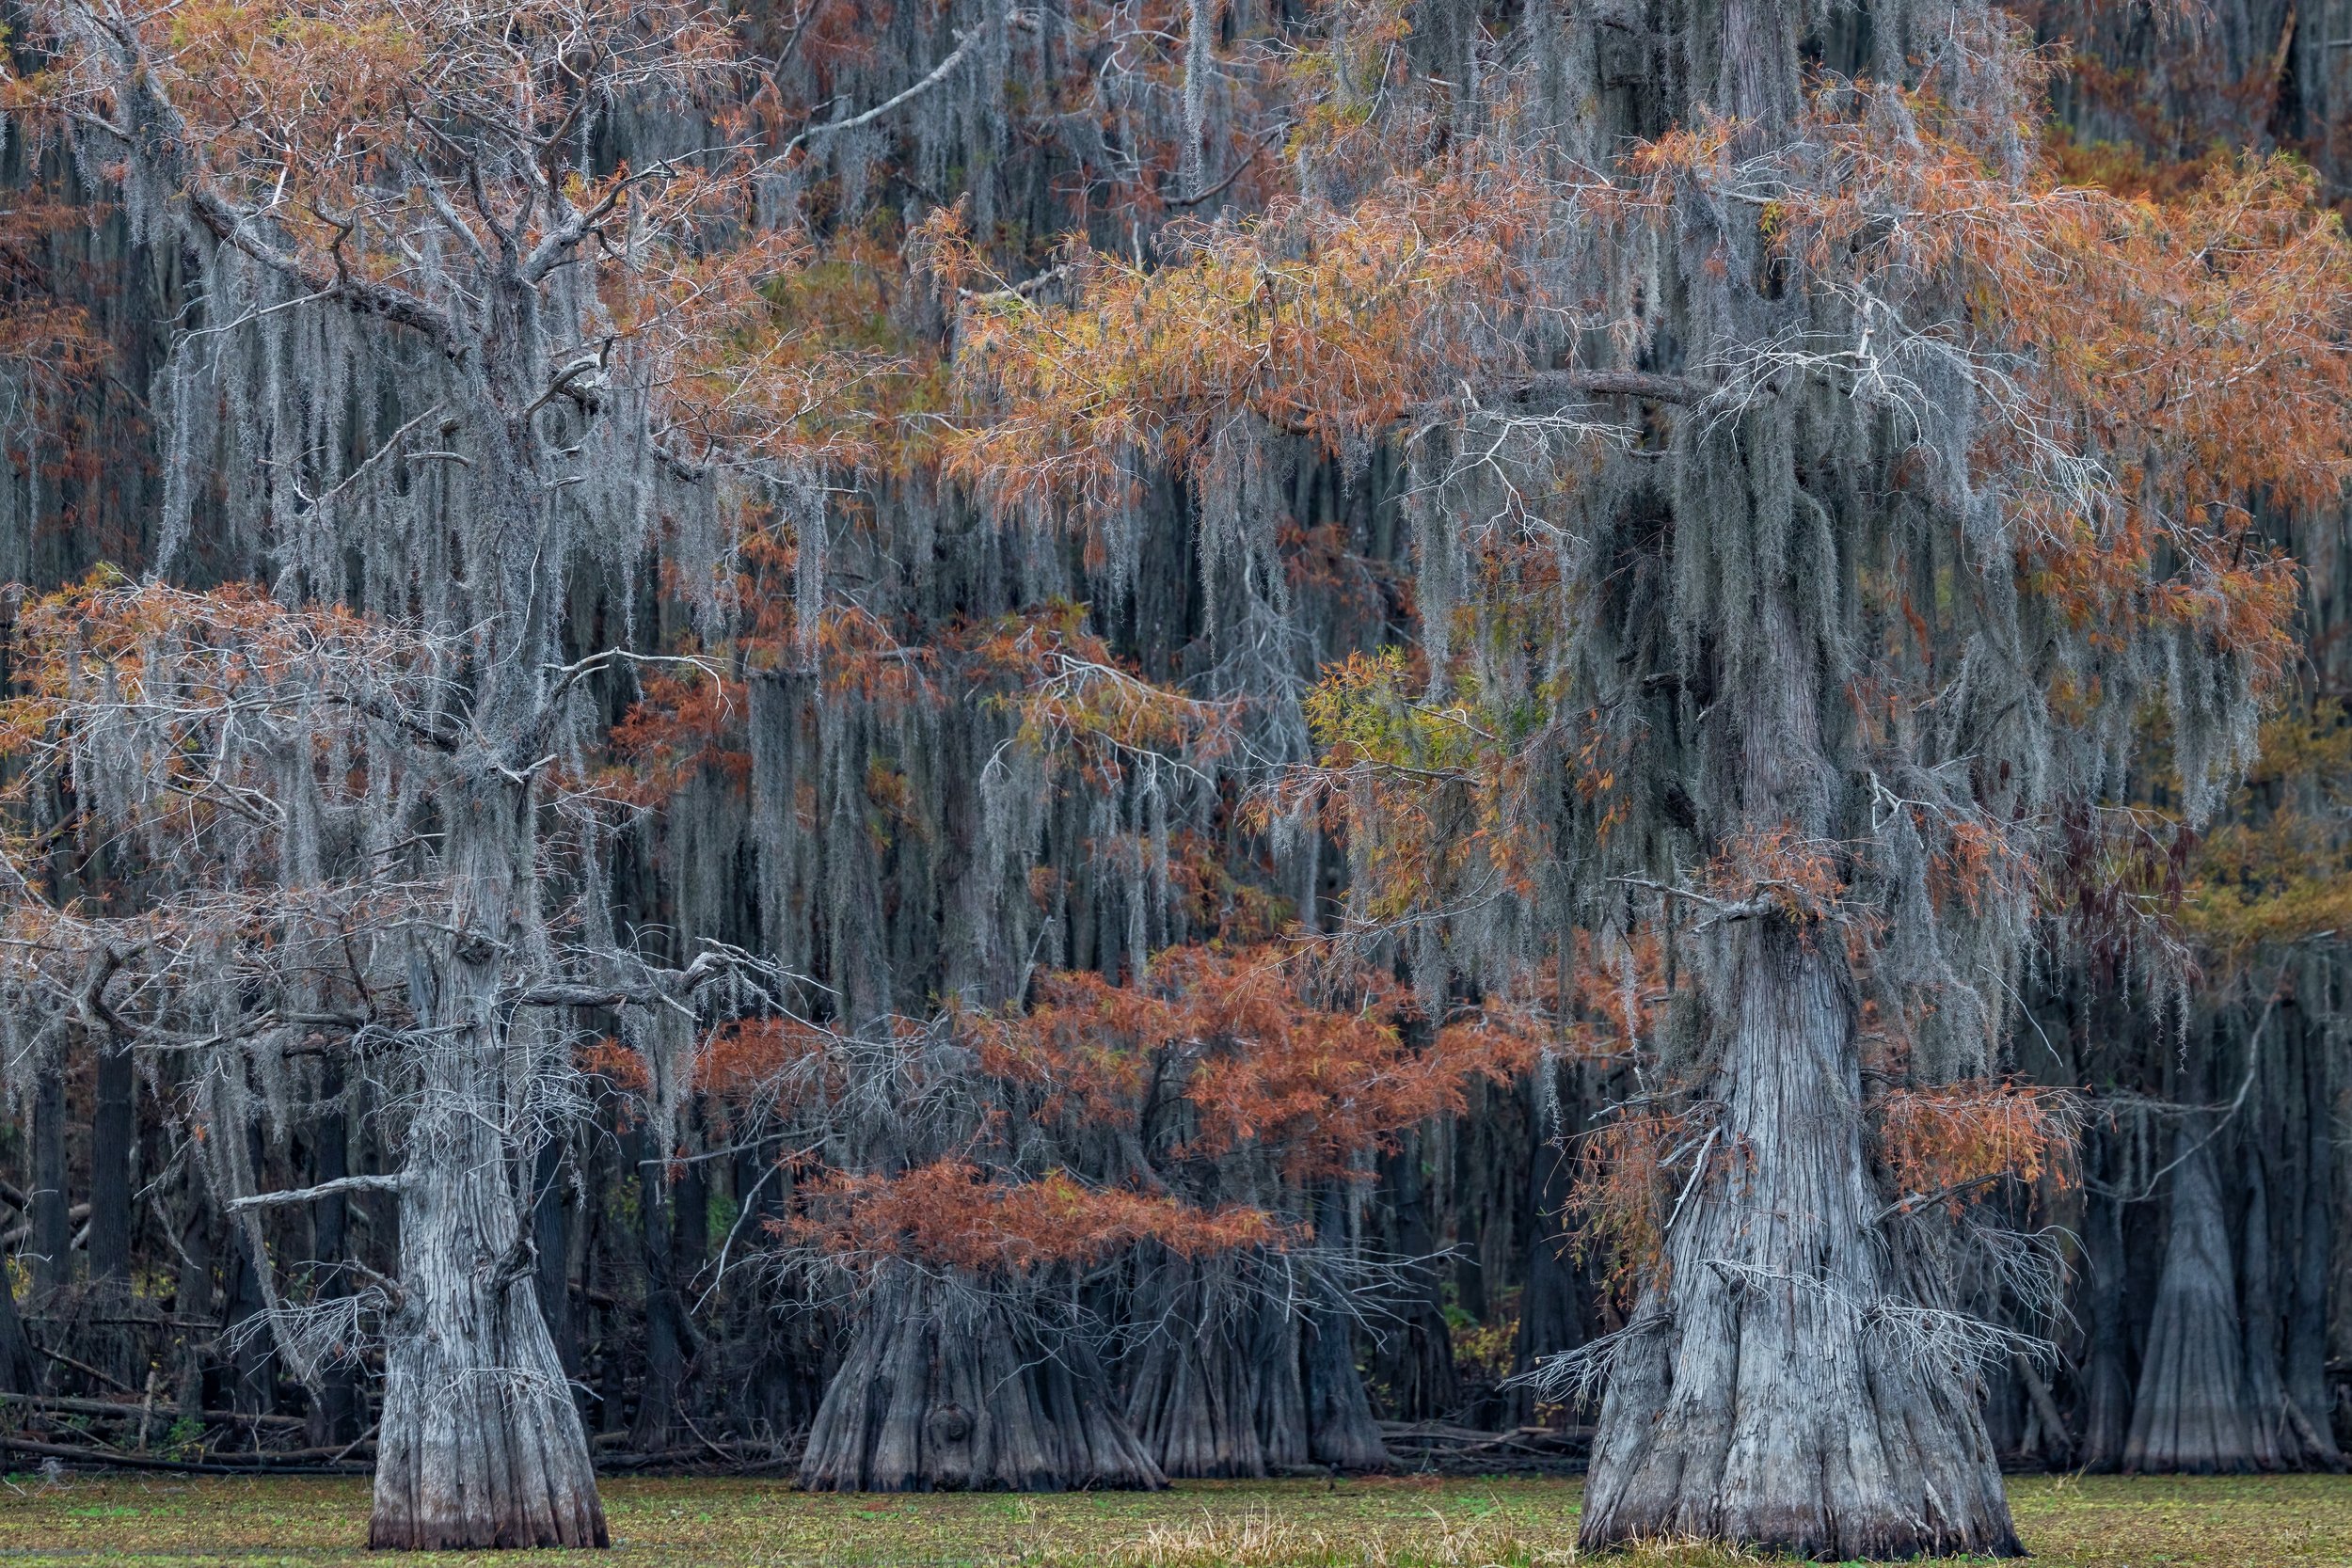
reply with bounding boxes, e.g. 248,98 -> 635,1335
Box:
1873,1083 -> 2082,1215
774,1161 -> 1290,1272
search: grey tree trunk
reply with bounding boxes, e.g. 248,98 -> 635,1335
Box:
369,758 -> 605,1546
628,1130 -> 692,1453
1124,1254 -> 1272,1478
1570,2 -> 2025,1550
173,1162 -> 214,1417
87,1034 -> 136,1386
532,1134 -> 578,1384
309,1065 -> 361,1446
2240,1144 -> 2290,1467
1375,1136 -> 1460,1422
1581,921 -> 2019,1557
87,1037 -> 134,1289
2287,1019 -> 2343,1466
1513,1074 -> 1584,1425
2080,1179 -> 2135,1471
1300,1274 -> 1388,1470
800,1262 -> 1163,1492
2124,1127 -> 2257,1473
30,1067 -> 68,1295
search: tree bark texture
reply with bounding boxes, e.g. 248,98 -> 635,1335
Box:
2125,1127 -> 2262,1473
799,1263 -> 1163,1492
369,771 -> 606,1548
1581,922 -> 2020,1558
30,1068 -> 68,1295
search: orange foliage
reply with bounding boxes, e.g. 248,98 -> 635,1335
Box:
577,1036 -> 650,1096
1777,108 -> 2335,693
1703,825 -> 1846,924
694,1016 -> 832,1101
930,168 -> 1568,518
607,671 -> 750,805
775,1161 -> 1291,1272
974,942 -> 1551,1181
1874,1083 -> 2081,1214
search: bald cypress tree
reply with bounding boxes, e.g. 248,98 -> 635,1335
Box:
944,0 -> 2352,1553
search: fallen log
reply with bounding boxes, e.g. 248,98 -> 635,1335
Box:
0,1434 -> 373,1475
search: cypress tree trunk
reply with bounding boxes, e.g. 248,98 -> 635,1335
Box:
1124,1254 -> 1270,1478
173,1162 -> 214,1417
1300,1274 -> 1388,1469
1581,920 -> 2018,1557
1375,1135 -> 1459,1423
2288,1030 -> 2343,1466
799,1262 -> 1163,1491
629,1129 -> 691,1453
1573,2 -> 2021,1551
87,1034 -> 137,1386
2240,1143 -> 2290,1468
309,1066 -> 360,1446
1513,1073 -> 1584,1425
532,1133 -> 578,1384
369,777 -> 606,1548
87,1036 -> 134,1289
2080,1179 -> 2135,1471
30,1066 -> 68,1296
2124,1127 -> 2259,1473
223,1205 -> 278,1433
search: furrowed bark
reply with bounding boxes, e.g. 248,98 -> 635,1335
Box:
1572,0 -> 2023,1552
1581,920 -> 2019,1558
1513,1072 -> 1584,1425
800,1262 -> 1162,1492
2080,1176 -> 2134,1472
1124,1253 -> 1270,1479
1375,1137 -> 1460,1423
2287,1013 -> 2343,1467
2125,1126 -> 2259,1474
367,763 -> 605,1547
309,1064 -> 361,1446
87,1033 -> 137,1386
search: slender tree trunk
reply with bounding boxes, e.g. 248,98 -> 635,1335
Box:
629,1127 -> 691,1453
173,1162 -> 214,1417
2287,1014 -> 2343,1466
800,1261 -> 1163,1492
309,1065 -> 360,1446
2080,1178 -> 2134,1471
87,1034 -> 136,1386
87,1037 -> 134,1288
1513,1072 -> 1584,1425
2125,1126 -> 2258,1473
30,1066 -> 68,1296
223,1203 -> 278,1436
532,1132 -> 578,1383
1375,1133 -> 1459,1421
1581,920 -> 2018,1556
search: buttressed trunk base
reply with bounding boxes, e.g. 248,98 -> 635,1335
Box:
1581,923 -> 2021,1560
370,1078 -> 606,1549
801,1263 -> 1164,1492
